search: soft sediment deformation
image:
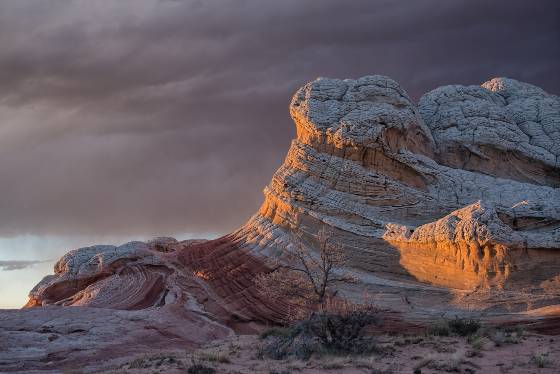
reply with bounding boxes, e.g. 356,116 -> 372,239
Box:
238,75 -> 559,311
2,75 -> 559,372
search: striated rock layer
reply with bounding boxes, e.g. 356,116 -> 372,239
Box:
235,75 -> 559,314
2,237 -> 284,372
2,75 -> 559,372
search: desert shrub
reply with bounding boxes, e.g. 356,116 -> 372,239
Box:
196,351 -> 230,363
258,327 -> 319,360
493,327 -> 523,345
415,352 -> 464,373
303,308 -> 379,353
255,228 -> 356,318
428,320 -> 451,336
428,318 -> 480,337
469,325 -> 523,347
530,352 -> 551,368
321,360 -> 345,369
447,318 -> 481,336
259,306 -> 381,360
490,329 -> 507,347
413,355 -> 434,372
510,325 -> 525,337
128,353 -> 178,369
466,334 -> 486,351
259,327 -> 292,340
187,363 -> 215,374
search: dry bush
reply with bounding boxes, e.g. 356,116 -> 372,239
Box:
196,351 -> 230,363
128,353 -> 179,369
255,228 -> 381,360
255,227 -> 355,317
258,300 -> 381,360
530,351 -> 552,368
187,363 -> 215,374
303,305 -> 380,354
428,318 -> 481,337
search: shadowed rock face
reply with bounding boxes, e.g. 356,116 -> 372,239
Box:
2,75 -> 559,372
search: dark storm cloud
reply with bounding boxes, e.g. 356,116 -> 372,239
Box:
0,260 -> 48,271
0,0 -> 558,238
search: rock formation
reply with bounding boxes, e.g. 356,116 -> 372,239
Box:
2,237 -> 281,372
233,75 -> 559,313
1,75 -> 559,372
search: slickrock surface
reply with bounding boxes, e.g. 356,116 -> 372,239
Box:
1,75 -> 558,372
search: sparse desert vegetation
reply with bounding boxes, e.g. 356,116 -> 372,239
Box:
257,306 -> 381,360
114,315 -> 559,373
530,351 -> 552,368
124,352 -> 182,371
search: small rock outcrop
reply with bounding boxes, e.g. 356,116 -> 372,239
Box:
3,237 -> 282,372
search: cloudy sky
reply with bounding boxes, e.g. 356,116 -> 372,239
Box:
0,0 -> 559,307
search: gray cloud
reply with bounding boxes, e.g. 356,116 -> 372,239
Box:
0,260 -> 48,271
0,0 -> 558,239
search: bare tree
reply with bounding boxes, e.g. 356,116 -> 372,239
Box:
256,228 -> 355,310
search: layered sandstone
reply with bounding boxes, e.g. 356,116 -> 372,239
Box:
234,75 -> 560,313
2,75 -> 559,372
23,75 -> 560,316
2,237 -> 284,372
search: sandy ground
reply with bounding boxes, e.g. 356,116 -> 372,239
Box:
106,331 -> 560,374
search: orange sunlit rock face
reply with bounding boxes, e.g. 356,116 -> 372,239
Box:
384,202 -> 560,297
238,75 -> 560,315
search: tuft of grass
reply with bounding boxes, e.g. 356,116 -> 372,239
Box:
320,359 -> 345,370
530,352 -> 551,368
428,318 -> 481,337
413,355 -> 434,371
269,370 -> 291,374
353,356 -> 377,369
260,327 -> 292,340
485,327 -> 523,347
196,351 -> 230,363
427,352 -> 465,372
428,320 -> 450,336
187,363 -> 215,374
128,353 -> 179,369
467,334 -> 486,351
447,318 -> 481,336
